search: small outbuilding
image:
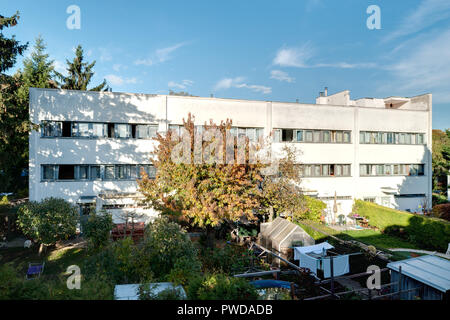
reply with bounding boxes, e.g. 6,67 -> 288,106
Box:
259,217 -> 315,261
387,255 -> 450,300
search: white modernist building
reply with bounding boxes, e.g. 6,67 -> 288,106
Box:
29,88 -> 432,224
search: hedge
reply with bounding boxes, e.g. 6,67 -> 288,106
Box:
353,200 -> 450,252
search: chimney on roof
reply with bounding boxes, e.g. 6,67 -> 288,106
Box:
210,94 -> 214,98
324,87 -> 328,97
296,99 -> 299,103
319,92 -> 325,97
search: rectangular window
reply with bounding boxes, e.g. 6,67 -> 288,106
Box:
360,132 -> 365,143
42,165 -> 55,180
384,164 -> 392,175
90,165 -> 101,180
137,124 -> 158,139
417,134 -> 424,144
92,123 -> 106,138
411,134 -> 417,145
409,164 -> 418,176
323,131 -> 331,143
104,165 -> 115,180
370,132 -> 376,144
343,131 -> 351,143
400,164 -> 406,175
382,132 -> 387,144
322,164 -> 329,176
129,165 -> 137,179
78,165 -> 89,180
76,123 -> 91,137
256,128 -> 264,140
343,164 -> 350,176
365,132 -> 371,144
376,165 -> 384,175
304,165 -> 312,177
282,129 -> 294,142
395,133 -> 399,144
116,165 -> 130,179
399,133 -> 405,144
418,164 -> 425,176
314,165 -> 321,177
313,131 -> 321,143
115,124 -> 130,138
335,165 -> 342,176
238,128 -> 247,138
58,165 -> 75,180
405,133 -> 411,145
336,131 -> 343,143
273,129 -> 281,142
246,128 -> 256,142
62,122 -> 73,137
296,130 -> 304,142
387,132 -> 393,144
393,165 -> 399,175
41,121 -> 62,137
360,164 -> 367,176
305,130 -> 313,142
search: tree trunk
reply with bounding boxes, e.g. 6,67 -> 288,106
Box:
38,243 -> 47,256
205,225 -> 215,248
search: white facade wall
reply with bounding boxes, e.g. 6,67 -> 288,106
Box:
29,88 -> 432,223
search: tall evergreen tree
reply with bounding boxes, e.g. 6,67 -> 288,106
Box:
56,45 -> 108,91
0,12 -> 28,192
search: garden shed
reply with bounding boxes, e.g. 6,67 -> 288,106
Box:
259,217 -> 315,261
387,255 -> 450,300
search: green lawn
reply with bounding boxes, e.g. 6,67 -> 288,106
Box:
0,245 -> 87,279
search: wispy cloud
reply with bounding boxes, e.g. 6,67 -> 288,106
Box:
273,44 -> 376,69
135,42 -> 188,66
168,79 -> 194,90
384,0 -> 450,42
105,74 -> 138,86
53,60 -> 67,76
214,77 -> 272,94
381,29 -> 450,103
99,48 -> 112,62
270,70 -> 295,83
273,44 -> 314,67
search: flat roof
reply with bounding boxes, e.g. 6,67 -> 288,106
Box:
387,255 -> 450,293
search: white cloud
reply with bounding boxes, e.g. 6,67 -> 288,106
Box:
105,74 -> 138,86
135,42 -> 188,66
273,44 -> 314,67
112,64 -> 126,72
270,70 -> 295,83
273,44 -> 376,69
214,77 -> 271,94
53,60 -> 67,76
382,29 -> 450,103
168,79 -> 194,90
384,0 -> 450,42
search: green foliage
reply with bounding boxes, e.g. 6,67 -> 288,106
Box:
0,12 -> 29,192
199,244 -> 267,275
432,129 -> 450,192
84,217 -> 200,285
0,262 -> 113,300
432,193 -> 448,206
81,209 -> 113,250
139,283 -> 184,300
17,198 -> 79,245
56,45 -> 108,91
354,200 -> 450,251
301,196 -> 326,221
187,273 -> 258,300
139,217 -> 201,281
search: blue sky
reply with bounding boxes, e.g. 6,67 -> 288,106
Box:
3,0 -> 450,129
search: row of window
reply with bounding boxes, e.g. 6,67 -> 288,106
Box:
359,164 -> 425,176
41,121 -> 426,146
299,163 -> 426,177
41,164 -> 156,181
41,121 -> 159,139
360,131 -> 425,145
299,164 -> 352,177
274,129 -> 351,144
168,124 -> 265,142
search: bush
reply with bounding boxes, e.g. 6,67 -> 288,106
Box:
17,198 -> 79,246
138,217 -> 201,281
84,217 -> 201,285
432,203 -> 450,221
187,273 -> 259,300
81,209 -> 113,250
139,284 -> 185,300
199,244 -> 267,275
432,193 -> 448,206
292,196 -> 326,222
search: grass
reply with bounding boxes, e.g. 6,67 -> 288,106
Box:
0,244 -> 88,279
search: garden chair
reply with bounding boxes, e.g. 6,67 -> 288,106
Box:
26,262 -> 45,280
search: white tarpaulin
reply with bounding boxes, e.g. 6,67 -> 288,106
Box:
293,242 -> 334,260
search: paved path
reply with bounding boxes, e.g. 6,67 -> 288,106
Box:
388,248 -> 450,259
